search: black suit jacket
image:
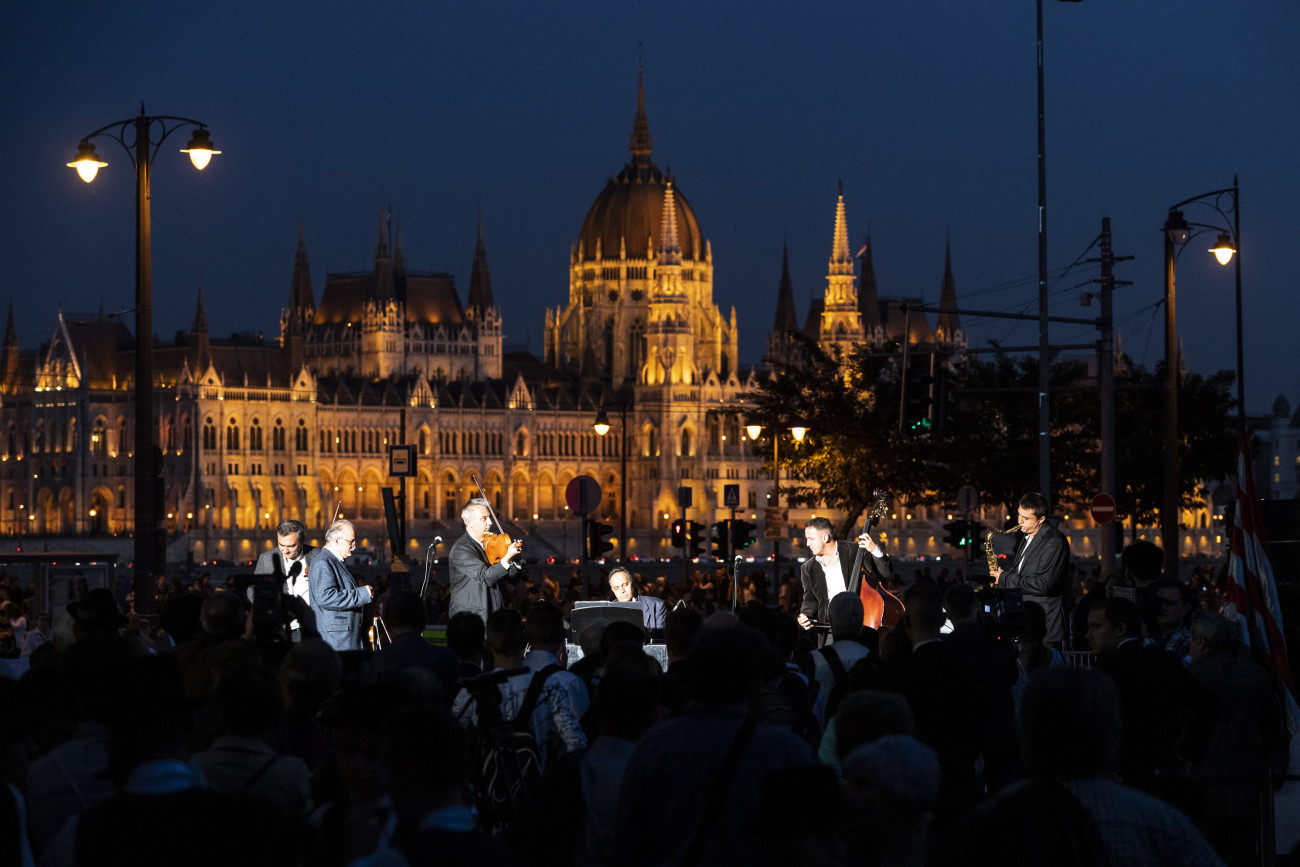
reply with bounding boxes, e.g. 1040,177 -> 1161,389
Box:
799,541 -> 892,625
448,533 -> 519,625
998,524 -> 1070,646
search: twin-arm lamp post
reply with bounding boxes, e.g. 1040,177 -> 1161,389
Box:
593,399 -> 630,561
1161,181 -> 1241,582
68,109 -> 220,609
745,423 -> 807,586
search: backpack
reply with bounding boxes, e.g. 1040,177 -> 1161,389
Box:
820,644 -> 879,720
464,663 -> 561,834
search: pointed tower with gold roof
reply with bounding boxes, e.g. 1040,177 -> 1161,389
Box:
818,186 -> 865,356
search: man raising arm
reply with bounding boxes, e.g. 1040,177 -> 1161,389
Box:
448,498 -> 522,626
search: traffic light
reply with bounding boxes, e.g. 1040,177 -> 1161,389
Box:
942,520 -> 967,549
586,519 -> 614,560
935,370 -> 958,431
712,520 -> 731,559
687,521 -> 706,558
671,519 -> 686,549
732,518 -> 757,550
903,355 -> 935,433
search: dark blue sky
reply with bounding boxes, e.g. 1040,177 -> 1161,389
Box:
3,1 -> 1297,415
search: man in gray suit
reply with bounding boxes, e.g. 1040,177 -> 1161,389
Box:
448,498 -> 522,625
309,519 -> 375,652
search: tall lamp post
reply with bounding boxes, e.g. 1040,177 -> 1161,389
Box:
1160,181 -> 1242,581
593,396 -> 631,561
745,423 -> 807,590
68,109 -> 220,610
1034,0 -> 1085,502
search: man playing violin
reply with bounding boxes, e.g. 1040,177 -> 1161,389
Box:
798,516 -> 893,645
449,497 -> 523,625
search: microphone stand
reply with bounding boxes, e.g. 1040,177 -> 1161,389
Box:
419,537 -> 442,599
732,555 -> 743,613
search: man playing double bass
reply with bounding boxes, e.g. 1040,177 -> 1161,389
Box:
798,516 -> 893,644
448,497 -> 523,626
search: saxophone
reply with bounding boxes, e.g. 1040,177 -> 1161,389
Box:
985,526 -> 1020,572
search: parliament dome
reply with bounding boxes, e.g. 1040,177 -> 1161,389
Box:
577,79 -> 704,264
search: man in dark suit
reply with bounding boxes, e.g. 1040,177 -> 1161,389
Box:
448,498 -> 522,626
608,566 -> 667,630
990,492 -> 1070,648
797,516 -> 891,644
253,519 -> 318,641
308,519 -> 375,652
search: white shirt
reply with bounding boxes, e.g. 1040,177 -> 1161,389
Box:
1015,532 -> 1036,572
822,555 -> 847,600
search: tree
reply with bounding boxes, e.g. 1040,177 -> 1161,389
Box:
742,332 -> 1237,534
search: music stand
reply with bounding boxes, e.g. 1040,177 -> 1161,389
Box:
569,600 -> 644,644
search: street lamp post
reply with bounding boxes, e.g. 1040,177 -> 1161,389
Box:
68,109 -> 220,610
1160,181 -> 1241,581
746,423 -> 807,591
593,397 -> 631,561
1035,0 -> 1086,502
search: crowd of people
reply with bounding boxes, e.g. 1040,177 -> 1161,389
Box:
0,502 -> 1290,867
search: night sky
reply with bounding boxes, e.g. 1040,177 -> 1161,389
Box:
3,1 -> 1297,417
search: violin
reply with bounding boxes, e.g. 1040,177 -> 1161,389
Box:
849,489 -> 905,632
470,473 -> 520,565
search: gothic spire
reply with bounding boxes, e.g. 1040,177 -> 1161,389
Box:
657,182 -> 682,266
467,213 -> 495,313
936,241 -> 961,341
857,235 -> 881,328
289,218 -> 314,313
829,188 -> 852,274
192,288 -> 209,334
629,67 -> 653,164
3,301 -> 15,347
773,243 -> 797,334
373,211 -> 395,302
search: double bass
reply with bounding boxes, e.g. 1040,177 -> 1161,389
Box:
469,473 -> 520,565
847,489 -> 905,631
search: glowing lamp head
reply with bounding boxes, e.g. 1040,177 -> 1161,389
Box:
746,424 -> 762,440
67,141 -> 107,183
790,426 -> 808,443
1209,232 -> 1235,265
593,408 -> 611,436
179,127 -> 221,170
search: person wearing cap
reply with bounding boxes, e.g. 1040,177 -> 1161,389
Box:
66,588 -> 128,640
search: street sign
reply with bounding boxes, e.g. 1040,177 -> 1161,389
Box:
388,444 -> 416,478
677,485 -> 693,509
723,484 -> 740,508
1090,492 -> 1117,525
764,506 -> 788,541
566,476 -> 602,516
956,484 -> 978,514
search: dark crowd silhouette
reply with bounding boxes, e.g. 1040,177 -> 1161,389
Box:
0,548 -> 1291,867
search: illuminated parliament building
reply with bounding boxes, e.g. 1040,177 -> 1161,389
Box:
0,79 -> 974,565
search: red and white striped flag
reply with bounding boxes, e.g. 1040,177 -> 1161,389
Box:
1227,435 -> 1300,738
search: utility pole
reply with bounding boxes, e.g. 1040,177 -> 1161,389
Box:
1089,218 -> 1131,576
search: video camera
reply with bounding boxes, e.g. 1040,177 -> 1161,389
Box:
974,584 -> 1027,640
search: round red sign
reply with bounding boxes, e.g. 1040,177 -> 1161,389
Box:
1090,493 -> 1116,525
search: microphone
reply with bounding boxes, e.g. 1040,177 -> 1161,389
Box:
734,554 -> 743,565
432,535 -> 443,547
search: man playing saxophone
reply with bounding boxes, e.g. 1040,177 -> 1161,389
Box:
989,492 -> 1071,649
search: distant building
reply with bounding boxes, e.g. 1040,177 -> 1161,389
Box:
0,76 -> 977,565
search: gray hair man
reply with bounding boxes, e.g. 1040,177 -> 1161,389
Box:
308,519 -> 374,652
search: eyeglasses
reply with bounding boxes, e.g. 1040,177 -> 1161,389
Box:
339,537 -> 357,547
